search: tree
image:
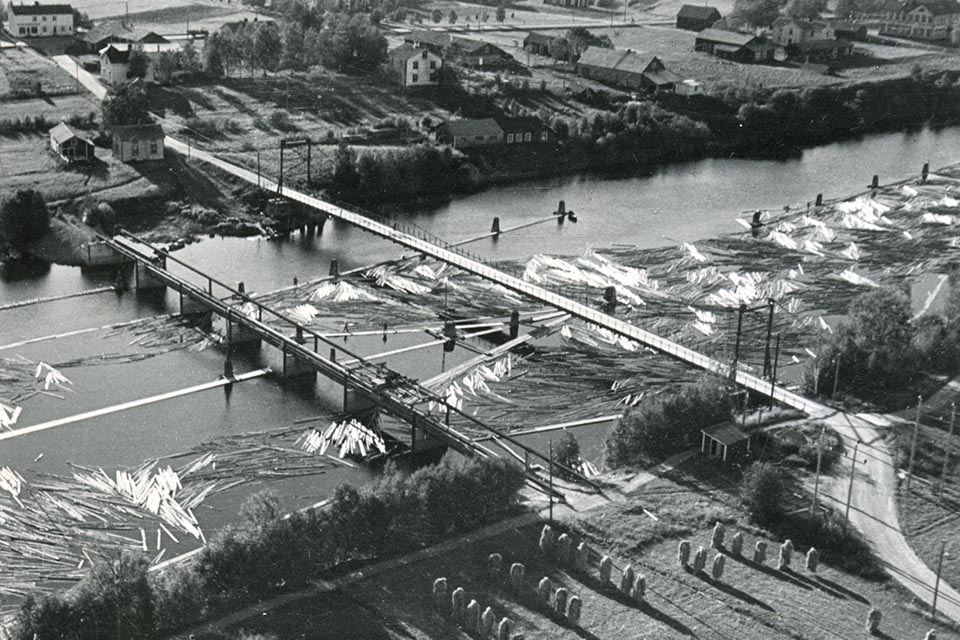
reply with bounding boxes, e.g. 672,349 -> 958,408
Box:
101,83 -> 149,129
280,21 -> 306,70
548,36 -> 571,61
732,0 -> 782,27
553,430 -> 581,479
72,8 -> 93,29
834,0 -> 861,18
127,48 -> 150,80
203,31 -> 225,77
496,1 -> 506,22
254,22 -> 282,74
786,0 -> 825,19
180,42 -> 202,77
741,462 -> 785,525
432,8 -> 442,22
240,489 -> 281,528
154,51 -> 179,84
303,27 -> 324,67
448,9 -> 458,23
0,189 -> 50,248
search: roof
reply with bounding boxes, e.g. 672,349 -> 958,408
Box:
389,43 -> 438,61
643,69 -> 680,85
494,116 -> 546,133
405,29 -> 451,48
914,0 -> 960,14
9,2 -> 73,16
577,46 -> 661,76
49,121 -> 92,145
439,118 -> 503,138
789,37 -> 852,51
677,5 -> 722,19
100,44 -> 129,63
772,16 -> 831,30
524,32 -> 557,46
829,20 -> 866,31
112,123 -> 164,142
81,20 -> 135,45
450,37 -> 505,55
701,423 -> 750,446
696,27 -> 760,46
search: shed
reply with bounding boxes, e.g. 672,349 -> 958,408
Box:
701,423 -> 751,462
677,5 -> 722,31
435,118 -> 503,148
524,32 -> 558,55
49,122 -> 95,162
112,123 -> 164,162
695,28 -> 773,62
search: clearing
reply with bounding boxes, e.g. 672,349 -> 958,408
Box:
220,457 -> 960,640
0,47 -> 80,99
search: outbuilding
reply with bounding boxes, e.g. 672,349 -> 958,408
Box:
695,27 -> 774,62
112,123 -> 164,162
49,122 -> 95,162
701,423 -> 751,462
676,5 -> 722,31
435,118 -> 503,148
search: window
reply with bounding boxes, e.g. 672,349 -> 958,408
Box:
52,15 -> 56,20
412,73 -> 418,82
413,61 -> 419,69
19,27 -> 25,34
429,61 -> 436,69
132,142 -> 140,156
524,132 -> 532,142
506,133 -> 514,143
540,131 -> 548,141
42,16 -> 47,21
150,141 -> 158,155
429,72 -> 437,81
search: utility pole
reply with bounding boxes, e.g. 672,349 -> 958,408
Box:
768,332 -> 781,409
907,395 -> 922,492
763,298 -> 775,378
733,303 -> 746,370
831,356 -> 841,401
256,151 -> 261,189
548,438 -> 554,524
811,425 -> 825,515
845,439 -> 862,521
74,58 -> 79,94
941,402 -> 955,502
932,540 -> 948,619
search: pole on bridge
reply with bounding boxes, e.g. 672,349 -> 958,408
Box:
768,332 -> 781,409
907,395 -> 922,492
733,303 -> 746,370
941,402 -> 956,502
763,299 -> 775,378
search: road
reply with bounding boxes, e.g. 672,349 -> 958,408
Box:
54,54 -> 960,625
51,54 -> 107,100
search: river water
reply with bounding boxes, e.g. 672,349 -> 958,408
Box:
1,125 -> 959,559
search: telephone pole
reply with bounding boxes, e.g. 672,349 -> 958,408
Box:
941,402 -> 955,502
845,439 -> 862,521
811,425 -> 825,515
906,395 -> 922,492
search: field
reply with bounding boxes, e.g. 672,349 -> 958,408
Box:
898,484 -> 960,600
0,47 -> 79,98
0,132 -> 161,203
222,458 -> 960,640
68,0 -> 232,20
122,4 -> 268,35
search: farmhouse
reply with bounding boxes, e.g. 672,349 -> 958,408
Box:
449,37 -> 512,68
769,16 -> 835,45
695,28 -> 774,62
700,423 -> 751,463
8,2 -> 74,38
98,39 -> 181,84
676,5 -> 722,31
112,124 -> 164,162
99,44 -> 131,84
786,38 -> 854,60
576,46 -> 679,92
523,32 -> 559,56
494,116 -> 554,144
78,20 -> 137,53
435,118 -> 503,148
388,44 -> 442,87
49,122 -> 95,162
879,0 -> 960,40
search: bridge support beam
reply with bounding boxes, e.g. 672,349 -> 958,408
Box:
343,387 -> 377,414
410,416 -> 448,454
261,343 -> 316,381
134,256 -> 166,290
213,314 -> 262,348
178,290 -> 209,317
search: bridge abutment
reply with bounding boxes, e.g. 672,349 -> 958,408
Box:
134,256 -> 167,290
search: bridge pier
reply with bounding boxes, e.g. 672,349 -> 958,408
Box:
343,387 -> 377,414
178,289 -> 209,316
260,342 -> 316,381
134,255 -> 166,290
410,416 -> 448,454
213,313 -> 262,349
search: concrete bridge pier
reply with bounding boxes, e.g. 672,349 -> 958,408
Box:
178,290 -> 210,318
343,387 -> 377,414
134,255 -> 166,290
280,347 -> 316,381
410,416 -> 448,454
213,313 -> 262,350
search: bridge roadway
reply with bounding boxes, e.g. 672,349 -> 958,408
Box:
165,136 -> 830,419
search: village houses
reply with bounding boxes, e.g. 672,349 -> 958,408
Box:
879,0 -> 960,40
388,44 -> 442,87
576,46 -> 679,93
695,28 -> 774,62
8,1 -> 74,38
676,5 -> 722,31
112,124 -> 165,162
49,122 -> 95,162
435,117 -> 554,149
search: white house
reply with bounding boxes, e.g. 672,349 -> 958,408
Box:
880,0 -> 960,40
99,44 -> 132,84
675,79 -> 705,96
8,2 -> 74,38
768,17 -> 835,46
112,124 -> 164,162
388,44 -> 442,87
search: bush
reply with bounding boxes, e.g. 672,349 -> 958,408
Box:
605,374 -> 733,466
83,202 -> 116,232
740,462 -> 785,525
553,429 -> 581,479
1,188 -> 50,248
268,111 -> 297,132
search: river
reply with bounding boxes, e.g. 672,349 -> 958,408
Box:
1,124 -> 958,565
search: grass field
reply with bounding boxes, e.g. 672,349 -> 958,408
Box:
69,0 -> 225,20
898,483 -> 960,601
124,5 -> 268,35
221,457 -> 960,640
0,132 -> 159,203
0,47 -> 79,98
